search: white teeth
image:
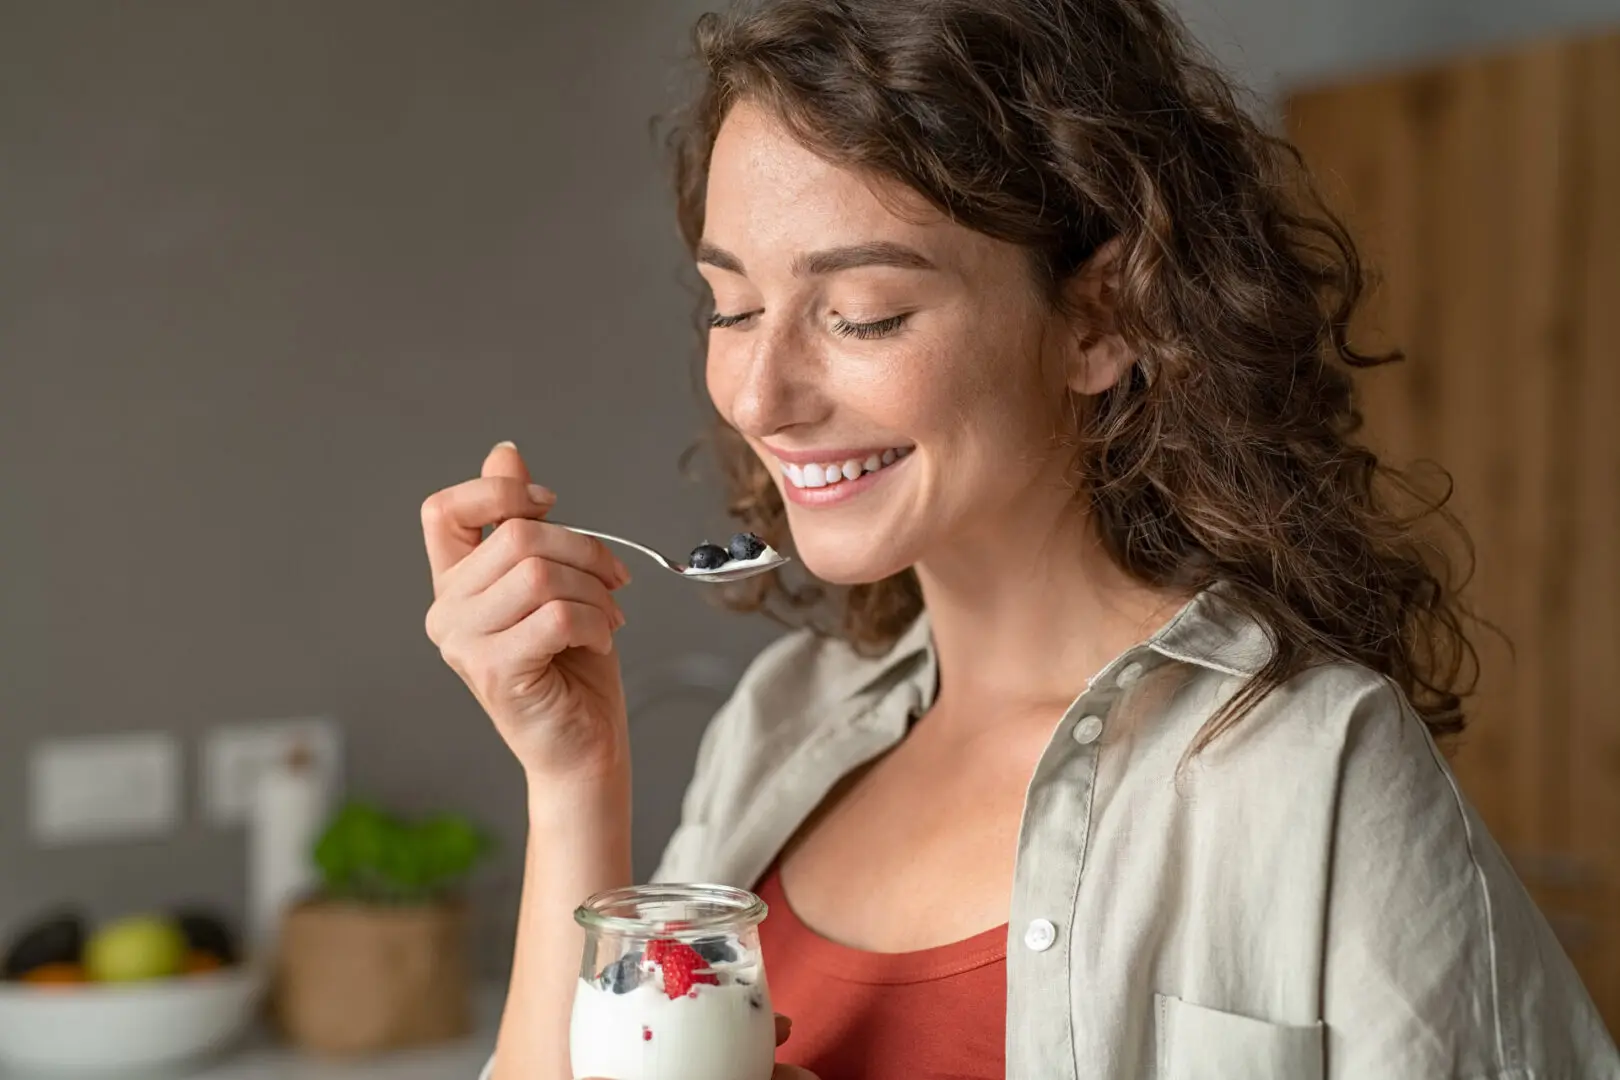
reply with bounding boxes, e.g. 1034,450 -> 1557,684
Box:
780,448 -> 910,489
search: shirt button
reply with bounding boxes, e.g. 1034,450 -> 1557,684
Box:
1072,715 -> 1104,745
1024,918 -> 1057,952
1115,661 -> 1145,689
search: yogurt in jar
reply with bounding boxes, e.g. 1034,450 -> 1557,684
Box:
569,972 -> 774,1080
571,872 -> 773,1079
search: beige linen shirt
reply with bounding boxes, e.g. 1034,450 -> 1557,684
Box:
491,586 -> 1620,1079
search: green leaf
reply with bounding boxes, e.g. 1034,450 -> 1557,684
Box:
312,800 -> 493,903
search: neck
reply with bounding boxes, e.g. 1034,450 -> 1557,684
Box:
913,494 -> 1188,720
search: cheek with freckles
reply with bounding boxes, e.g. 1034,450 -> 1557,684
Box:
896,312 -> 1061,485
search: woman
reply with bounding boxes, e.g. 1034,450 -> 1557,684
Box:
423,1 -> 1620,1077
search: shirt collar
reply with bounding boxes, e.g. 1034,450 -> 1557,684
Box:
1145,581 -> 1276,678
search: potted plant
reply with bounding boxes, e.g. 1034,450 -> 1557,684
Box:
273,801 -> 493,1057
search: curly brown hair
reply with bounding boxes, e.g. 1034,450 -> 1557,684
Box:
664,0 -> 1479,747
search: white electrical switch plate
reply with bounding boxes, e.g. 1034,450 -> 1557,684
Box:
201,717 -> 342,826
29,733 -> 183,846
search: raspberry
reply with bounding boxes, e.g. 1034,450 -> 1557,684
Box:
645,938 -> 719,999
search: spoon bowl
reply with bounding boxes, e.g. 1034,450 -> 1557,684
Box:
552,523 -> 790,583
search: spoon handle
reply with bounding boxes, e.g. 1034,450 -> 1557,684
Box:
551,522 -> 677,572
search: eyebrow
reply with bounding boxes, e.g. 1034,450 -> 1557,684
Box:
695,240 -> 939,277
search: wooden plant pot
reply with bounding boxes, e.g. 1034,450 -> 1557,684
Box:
274,896 -> 472,1057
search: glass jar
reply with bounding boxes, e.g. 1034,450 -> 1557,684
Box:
570,883 -> 775,1080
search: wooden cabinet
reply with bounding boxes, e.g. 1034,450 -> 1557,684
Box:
1285,29 -> 1620,1030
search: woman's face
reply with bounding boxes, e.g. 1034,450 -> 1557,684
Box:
699,102 -> 1088,585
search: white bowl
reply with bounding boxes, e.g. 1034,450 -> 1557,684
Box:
0,965 -> 267,1075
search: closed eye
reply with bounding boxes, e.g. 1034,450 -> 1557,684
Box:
832,314 -> 907,340
708,311 -> 909,338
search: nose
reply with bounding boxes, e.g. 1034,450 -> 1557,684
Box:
723,323 -> 824,439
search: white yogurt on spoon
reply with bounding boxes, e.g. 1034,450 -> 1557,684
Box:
682,533 -> 782,576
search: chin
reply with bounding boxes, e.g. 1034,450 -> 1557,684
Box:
790,533 -> 917,586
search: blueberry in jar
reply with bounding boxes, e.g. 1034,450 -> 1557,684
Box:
727,532 -> 767,562
692,936 -> 737,965
688,543 -> 731,571
599,951 -> 644,994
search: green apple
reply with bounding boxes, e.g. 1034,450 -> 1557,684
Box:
84,915 -> 187,982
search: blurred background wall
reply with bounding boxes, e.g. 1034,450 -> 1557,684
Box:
0,0 -> 773,980
1176,0 -> 1619,98
2,0 -> 1617,987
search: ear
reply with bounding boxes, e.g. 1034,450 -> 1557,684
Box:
1059,237 -> 1133,396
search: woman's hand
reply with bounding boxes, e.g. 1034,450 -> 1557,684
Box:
766,1013 -> 818,1080
582,1013 -> 817,1079
767,1014 -> 820,1079
421,442 -> 633,781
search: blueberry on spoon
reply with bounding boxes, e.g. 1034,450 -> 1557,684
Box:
727,533 -> 767,561
688,543 -> 731,571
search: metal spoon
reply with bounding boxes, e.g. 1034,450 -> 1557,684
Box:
552,522 -> 791,584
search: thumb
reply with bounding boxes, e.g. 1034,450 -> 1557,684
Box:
482,440 -> 533,484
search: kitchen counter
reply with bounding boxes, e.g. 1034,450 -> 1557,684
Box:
184,985 -> 501,1080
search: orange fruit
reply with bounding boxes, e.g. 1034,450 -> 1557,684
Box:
183,949 -> 224,974
20,962 -> 88,987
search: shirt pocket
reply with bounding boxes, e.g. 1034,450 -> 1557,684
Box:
1155,993 -> 1324,1080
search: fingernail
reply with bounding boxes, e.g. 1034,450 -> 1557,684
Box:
611,604 -> 627,629
614,558 -> 632,585
528,483 -> 555,504
492,440 -> 517,451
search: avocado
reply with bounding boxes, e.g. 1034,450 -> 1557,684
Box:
2,909 -> 88,980
171,907 -> 238,965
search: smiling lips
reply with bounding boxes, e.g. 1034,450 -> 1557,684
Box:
775,446 -> 912,490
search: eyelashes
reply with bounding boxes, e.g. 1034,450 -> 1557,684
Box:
707,311 -> 909,340
708,311 -> 753,330
832,315 -> 906,340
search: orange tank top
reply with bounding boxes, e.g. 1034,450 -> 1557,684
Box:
755,863 -> 1008,1079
